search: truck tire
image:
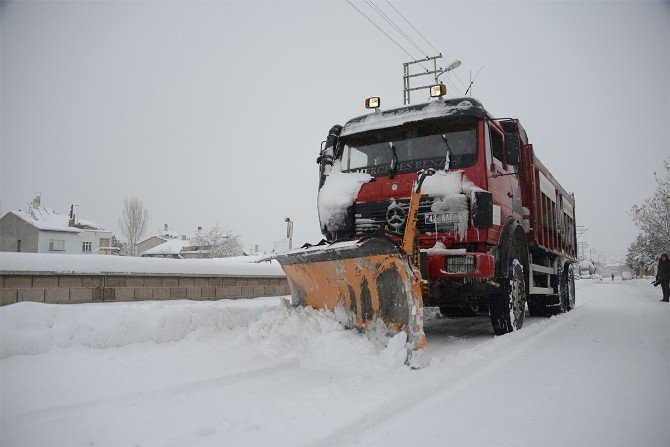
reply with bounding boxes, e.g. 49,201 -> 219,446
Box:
490,259 -> 526,335
557,262 -> 577,313
563,263 -> 576,311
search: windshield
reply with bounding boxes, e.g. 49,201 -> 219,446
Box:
340,117 -> 478,176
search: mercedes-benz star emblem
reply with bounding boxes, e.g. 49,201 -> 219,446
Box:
386,200 -> 407,230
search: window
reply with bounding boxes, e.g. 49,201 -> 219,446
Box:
82,242 -> 92,252
340,117 -> 479,176
49,239 -> 65,251
99,238 -> 110,248
489,127 -> 504,165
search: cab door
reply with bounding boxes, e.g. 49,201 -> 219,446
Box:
485,122 -> 514,240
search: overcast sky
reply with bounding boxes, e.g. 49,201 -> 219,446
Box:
2,0 -> 669,260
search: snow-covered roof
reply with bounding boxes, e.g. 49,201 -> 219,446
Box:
141,238 -> 193,256
137,236 -> 167,245
340,97 -> 487,137
10,206 -> 106,233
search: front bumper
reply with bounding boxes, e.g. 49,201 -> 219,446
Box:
427,253 -> 496,279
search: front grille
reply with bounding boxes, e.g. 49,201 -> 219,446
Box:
353,197 -> 469,237
446,256 -> 478,274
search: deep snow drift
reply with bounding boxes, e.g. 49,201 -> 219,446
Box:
1,279 -> 669,446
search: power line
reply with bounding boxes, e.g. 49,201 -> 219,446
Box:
346,1 -> 461,101
385,0 -> 441,55
363,0 -> 429,58
345,0 -> 418,63
381,1 -> 461,95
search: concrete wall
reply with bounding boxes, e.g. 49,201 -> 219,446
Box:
1,273 -> 290,306
0,213 -> 39,252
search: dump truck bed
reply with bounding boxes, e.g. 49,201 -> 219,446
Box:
518,144 -> 577,259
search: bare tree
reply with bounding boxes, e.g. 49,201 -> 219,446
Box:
627,158 -> 670,271
191,223 -> 243,258
118,198 -> 149,256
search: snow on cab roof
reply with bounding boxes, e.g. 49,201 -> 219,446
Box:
340,97 -> 487,137
11,206 -> 106,233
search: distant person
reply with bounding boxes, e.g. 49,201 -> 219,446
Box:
656,253 -> 670,302
611,274 -> 614,281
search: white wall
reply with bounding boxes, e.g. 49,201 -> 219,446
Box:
37,229 -> 112,254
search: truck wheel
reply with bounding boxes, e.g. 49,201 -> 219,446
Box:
490,259 -> 526,335
565,263 -> 576,311
557,262 -> 576,313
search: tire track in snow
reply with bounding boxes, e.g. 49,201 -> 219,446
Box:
3,358 -> 300,424
310,282 -> 669,447
304,305 -> 587,447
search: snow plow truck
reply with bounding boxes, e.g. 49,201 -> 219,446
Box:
276,95 -> 577,356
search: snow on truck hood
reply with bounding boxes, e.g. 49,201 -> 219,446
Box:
340,97 -> 487,137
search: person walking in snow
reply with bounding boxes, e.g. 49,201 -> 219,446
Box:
656,253 -> 670,302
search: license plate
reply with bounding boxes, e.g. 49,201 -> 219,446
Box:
425,214 -> 450,224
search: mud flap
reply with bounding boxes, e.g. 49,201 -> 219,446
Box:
275,236 -> 425,355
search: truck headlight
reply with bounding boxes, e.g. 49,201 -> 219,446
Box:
446,256 -> 478,274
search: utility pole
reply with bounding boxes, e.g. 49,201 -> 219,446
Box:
576,226 -> 589,261
284,218 -> 293,250
403,55 -> 460,105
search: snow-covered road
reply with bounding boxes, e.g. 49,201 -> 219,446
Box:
2,279 -> 669,446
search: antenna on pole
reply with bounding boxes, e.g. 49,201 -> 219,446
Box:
464,65 -> 484,96
403,55 -> 461,105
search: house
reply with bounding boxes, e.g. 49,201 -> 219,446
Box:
140,226 -> 221,259
136,224 -> 187,256
136,236 -> 168,255
140,238 -> 193,259
0,196 -> 113,254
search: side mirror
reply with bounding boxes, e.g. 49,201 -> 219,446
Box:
505,135 -> 521,165
472,191 -> 493,228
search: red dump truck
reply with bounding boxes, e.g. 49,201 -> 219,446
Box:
276,96 -> 577,353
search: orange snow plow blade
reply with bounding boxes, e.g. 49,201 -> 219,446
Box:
275,236 -> 425,352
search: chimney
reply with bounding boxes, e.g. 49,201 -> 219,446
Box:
197,226 -> 203,234
164,224 -> 168,232
31,195 -> 41,209
68,204 -> 75,227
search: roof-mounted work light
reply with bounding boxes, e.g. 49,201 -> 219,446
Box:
365,97 -> 380,109
430,84 -> 447,98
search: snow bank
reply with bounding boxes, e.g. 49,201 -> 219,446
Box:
1,297 -> 408,376
317,161 -> 372,232
0,299 -> 277,359
249,299 -> 408,376
0,252 -> 284,276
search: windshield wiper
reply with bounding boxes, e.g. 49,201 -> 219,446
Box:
440,134 -> 453,170
389,142 -> 399,178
